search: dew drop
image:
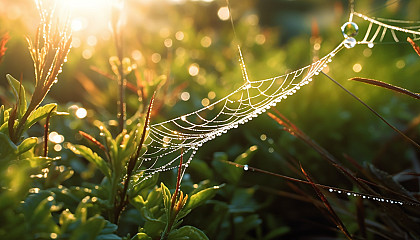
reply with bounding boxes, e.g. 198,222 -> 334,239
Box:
243,165 -> 249,171
368,42 -> 374,48
329,189 -> 334,192
341,22 -> 359,38
344,37 -> 357,49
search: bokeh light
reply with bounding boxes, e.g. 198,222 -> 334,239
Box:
217,7 -> 230,21
180,92 -> 190,101
201,98 -> 210,107
200,36 -> 212,48
188,63 -> 200,76
151,53 -> 162,63
49,132 -> 65,144
352,63 -> 362,73
75,108 -> 88,119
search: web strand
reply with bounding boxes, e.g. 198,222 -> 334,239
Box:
132,6 -> 420,187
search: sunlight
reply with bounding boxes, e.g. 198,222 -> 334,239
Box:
56,0 -> 112,11
55,0 -> 113,34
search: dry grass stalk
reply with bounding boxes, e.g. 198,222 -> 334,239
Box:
0,33 -> 10,64
10,0 -> 71,143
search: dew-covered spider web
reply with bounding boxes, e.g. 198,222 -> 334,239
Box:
133,2 -> 420,185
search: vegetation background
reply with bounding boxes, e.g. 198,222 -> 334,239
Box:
0,0 -> 419,239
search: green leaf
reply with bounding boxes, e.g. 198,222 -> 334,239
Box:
167,226 -> 209,240
186,184 -> 223,210
17,137 -> 37,155
189,160 -> 213,180
69,215 -> 106,240
264,226 -> 290,240
229,188 -> 259,213
0,122 -> 8,134
6,74 -> 27,119
26,156 -> 58,169
141,207 -> 165,223
130,172 -> 159,197
0,107 -> 10,133
131,195 -> 146,210
96,220 -> 121,239
23,103 -> 57,132
161,183 -> 171,213
96,234 -> 122,240
0,132 -> 17,160
99,221 -> 118,234
59,209 -> 76,233
234,145 -> 258,165
131,233 -> 152,240
22,191 -> 59,235
0,105 -> 4,125
69,144 -> 111,179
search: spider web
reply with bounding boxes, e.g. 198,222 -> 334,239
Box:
133,5 -> 420,184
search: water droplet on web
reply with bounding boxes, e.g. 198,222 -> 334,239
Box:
243,165 -> 249,171
341,22 -> 359,38
368,42 -> 374,48
344,37 -> 357,49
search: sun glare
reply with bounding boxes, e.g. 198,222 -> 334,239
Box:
56,0 -> 113,35
56,0 -> 112,11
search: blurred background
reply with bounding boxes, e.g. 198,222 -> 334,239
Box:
1,0 -> 419,239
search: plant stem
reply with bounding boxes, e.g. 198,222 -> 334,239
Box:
161,150 -> 184,240
115,28 -> 125,133
112,0 -> 126,133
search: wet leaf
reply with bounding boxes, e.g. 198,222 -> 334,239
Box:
185,184 -> 223,210
24,103 -> 59,133
6,74 -> 26,119
69,144 -> 111,179
168,225 -> 209,240
17,137 -> 37,155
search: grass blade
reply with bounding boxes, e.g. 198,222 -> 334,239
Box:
349,77 -> 420,100
407,37 -> 420,56
79,130 -> 107,152
299,163 -> 353,240
322,72 -> 420,150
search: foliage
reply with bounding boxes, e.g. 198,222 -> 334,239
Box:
0,0 -> 419,239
